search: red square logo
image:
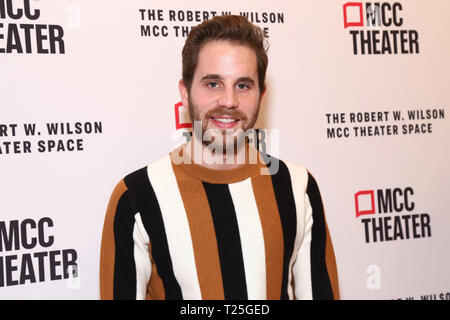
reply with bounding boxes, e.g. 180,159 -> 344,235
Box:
174,101 -> 192,130
343,2 -> 364,28
355,190 -> 375,217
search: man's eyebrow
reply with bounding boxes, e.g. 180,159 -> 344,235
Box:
200,75 -> 256,84
236,76 -> 255,84
200,74 -> 223,81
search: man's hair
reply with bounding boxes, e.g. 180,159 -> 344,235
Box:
182,15 -> 268,94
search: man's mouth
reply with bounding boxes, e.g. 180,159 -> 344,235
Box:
209,116 -> 241,129
212,117 -> 239,124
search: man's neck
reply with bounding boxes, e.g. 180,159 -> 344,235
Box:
185,139 -> 250,170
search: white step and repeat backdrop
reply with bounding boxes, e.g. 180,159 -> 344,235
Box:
1,0 -> 449,300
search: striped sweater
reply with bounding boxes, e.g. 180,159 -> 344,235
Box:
100,146 -> 339,300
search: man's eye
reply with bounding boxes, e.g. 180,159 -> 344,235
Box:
236,83 -> 249,90
207,82 -> 219,88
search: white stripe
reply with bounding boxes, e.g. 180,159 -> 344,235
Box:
284,161 -> 311,300
229,178 -> 267,300
146,155 -> 202,299
133,213 -> 152,300
293,194 -> 313,300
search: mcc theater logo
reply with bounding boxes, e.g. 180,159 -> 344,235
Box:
355,187 -> 432,243
0,0 -> 65,54
0,217 -> 79,288
343,2 -> 420,55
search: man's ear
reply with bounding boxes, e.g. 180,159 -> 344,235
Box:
259,86 -> 266,103
179,79 -> 189,108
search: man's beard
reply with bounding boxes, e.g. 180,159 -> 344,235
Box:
187,94 -> 260,155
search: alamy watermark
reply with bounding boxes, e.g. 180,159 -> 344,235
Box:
172,121 -> 280,175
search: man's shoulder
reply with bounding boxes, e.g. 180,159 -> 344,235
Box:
279,158 -> 308,174
265,155 -> 320,192
266,155 -> 309,179
122,154 -> 172,188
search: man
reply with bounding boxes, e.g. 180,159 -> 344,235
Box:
100,15 -> 339,300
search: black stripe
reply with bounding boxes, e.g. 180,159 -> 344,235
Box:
202,182 -> 248,300
124,167 -> 183,300
113,190 -> 137,299
307,172 -> 333,300
270,159 -> 297,300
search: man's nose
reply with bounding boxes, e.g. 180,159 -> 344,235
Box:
218,87 -> 238,109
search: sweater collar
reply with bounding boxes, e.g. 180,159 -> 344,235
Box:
170,142 -> 265,184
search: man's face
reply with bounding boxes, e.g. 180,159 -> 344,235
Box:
180,40 -> 264,150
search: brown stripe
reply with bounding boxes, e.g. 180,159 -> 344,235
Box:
100,180 -> 128,300
251,173 -> 284,300
324,221 -> 340,300
146,240 -> 166,300
175,141 -> 260,184
171,162 -> 225,299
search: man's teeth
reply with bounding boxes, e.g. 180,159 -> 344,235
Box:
214,118 -> 237,123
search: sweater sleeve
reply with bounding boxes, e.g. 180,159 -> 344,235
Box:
99,179 -> 152,300
292,172 -> 340,300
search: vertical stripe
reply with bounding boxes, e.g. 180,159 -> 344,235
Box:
133,213 -> 152,300
325,219 -> 340,299
229,179 -> 266,300
203,182 -> 248,300
124,167 -> 182,300
270,160 -> 298,300
100,180 -> 128,300
307,172 -> 335,300
147,156 -> 202,300
146,239 -> 166,300
284,161 -> 309,299
171,163 -> 224,299
112,190 -> 137,299
293,195 -> 313,299
251,173 -> 285,300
